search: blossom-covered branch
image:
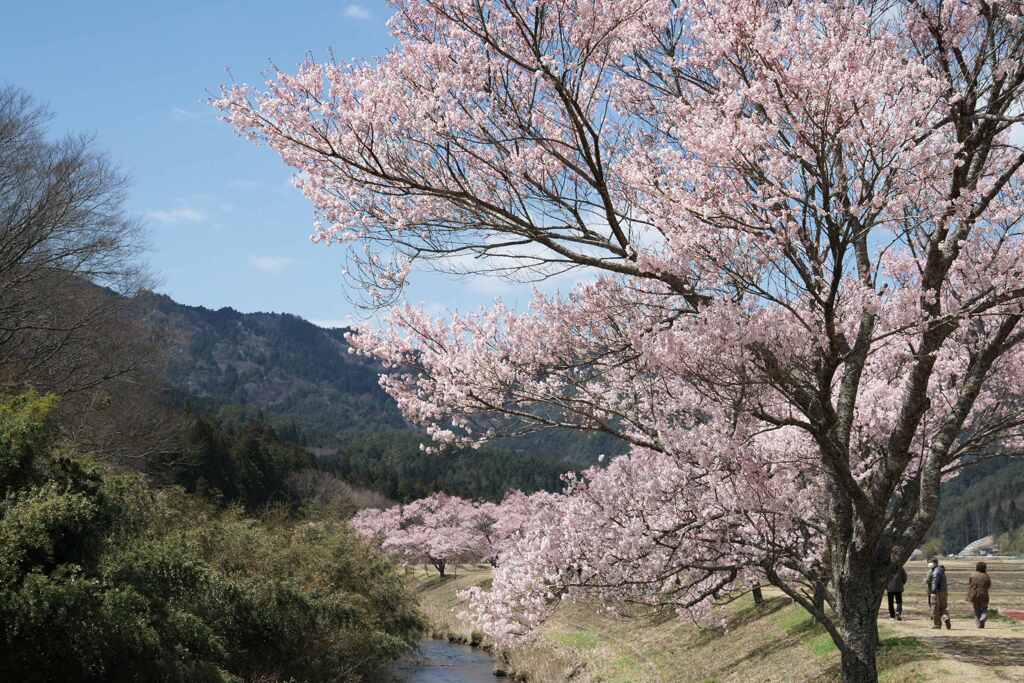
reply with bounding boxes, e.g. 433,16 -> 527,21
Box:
219,1 -> 1024,680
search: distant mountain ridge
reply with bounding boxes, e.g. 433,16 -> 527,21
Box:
134,290 -> 621,503
137,290 -> 622,464
138,291 -> 405,443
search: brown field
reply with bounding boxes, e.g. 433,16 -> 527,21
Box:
413,559 -> 1024,682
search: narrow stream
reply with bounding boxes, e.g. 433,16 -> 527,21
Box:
389,639 -> 501,682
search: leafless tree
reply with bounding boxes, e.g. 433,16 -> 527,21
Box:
0,85 -> 150,395
0,85 -> 182,462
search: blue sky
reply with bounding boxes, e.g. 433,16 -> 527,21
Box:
1,0 -> 536,327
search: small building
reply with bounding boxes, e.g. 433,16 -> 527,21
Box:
958,535 -> 997,557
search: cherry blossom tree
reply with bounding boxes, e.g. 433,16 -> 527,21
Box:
490,490 -> 558,549
353,493 -> 492,576
351,503 -> 403,544
463,436 -> 824,641
217,1 -> 1024,680
466,500 -> 502,565
473,490 -> 563,566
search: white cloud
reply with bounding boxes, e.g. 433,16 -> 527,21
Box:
146,207 -> 206,224
249,255 -> 296,274
464,274 -> 518,296
342,3 -> 371,19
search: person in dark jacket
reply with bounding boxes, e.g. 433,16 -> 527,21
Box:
967,561 -> 992,628
886,565 -> 908,620
928,558 -> 951,629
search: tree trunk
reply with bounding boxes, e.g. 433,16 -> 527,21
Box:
813,580 -> 826,621
834,561 -> 883,683
431,558 -> 446,577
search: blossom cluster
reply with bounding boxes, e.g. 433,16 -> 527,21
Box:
461,431 -> 825,644
352,491 -> 515,574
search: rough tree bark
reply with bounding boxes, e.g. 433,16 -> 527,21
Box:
832,550 -> 886,682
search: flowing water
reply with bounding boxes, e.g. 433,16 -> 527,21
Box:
389,639 -> 501,682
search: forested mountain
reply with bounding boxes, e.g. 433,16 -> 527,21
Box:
929,457 -> 1024,554
136,291 -> 618,501
139,291 -> 404,441
137,291 -> 1024,520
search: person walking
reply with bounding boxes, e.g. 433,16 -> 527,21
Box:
925,558 -> 935,611
928,558 -> 952,630
967,561 -> 992,628
886,564 -> 908,620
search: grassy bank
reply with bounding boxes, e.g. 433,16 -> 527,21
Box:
412,560 -> 1024,682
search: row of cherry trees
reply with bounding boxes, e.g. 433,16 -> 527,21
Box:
352,491 -> 547,576
461,444 -> 813,641
355,460 -> 792,643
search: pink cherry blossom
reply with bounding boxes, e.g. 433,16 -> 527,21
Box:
353,493 -> 496,576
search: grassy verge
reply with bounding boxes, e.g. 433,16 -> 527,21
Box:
412,566 -> 972,682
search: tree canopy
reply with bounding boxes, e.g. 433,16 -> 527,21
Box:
217,2 -> 1024,680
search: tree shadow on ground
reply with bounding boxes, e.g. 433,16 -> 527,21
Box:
416,574 -> 457,592
716,605 -> 935,681
691,596 -> 791,646
923,634 -> 1024,668
731,596 -> 791,627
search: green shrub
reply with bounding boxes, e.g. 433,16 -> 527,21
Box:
0,392 -> 423,682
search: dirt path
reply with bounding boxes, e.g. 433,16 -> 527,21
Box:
882,608 -> 1024,681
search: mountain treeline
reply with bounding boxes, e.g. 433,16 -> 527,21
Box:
926,457 -> 1024,554
320,429 -> 583,502
156,411 -> 391,515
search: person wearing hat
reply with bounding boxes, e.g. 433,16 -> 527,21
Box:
928,557 -> 951,630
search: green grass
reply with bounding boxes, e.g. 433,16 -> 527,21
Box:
986,607 -> 1021,625
877,636 -> 930,683
769,606 -> 839,656
550,628 -> 601,650
606,654 -> 642,683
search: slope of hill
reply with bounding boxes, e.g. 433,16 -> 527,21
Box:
932,457 -> 1024,554
139,291 -> 404,442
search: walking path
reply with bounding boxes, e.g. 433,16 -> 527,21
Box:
882,608 -> 1024,681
